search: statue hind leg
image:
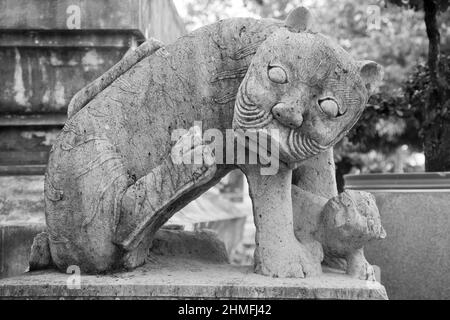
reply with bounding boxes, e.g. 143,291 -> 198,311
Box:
114,127 -> 226,269
43,126 -> 224,273
44,129 -> 130,274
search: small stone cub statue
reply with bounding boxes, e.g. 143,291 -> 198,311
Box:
292,184 -> 386,280
29,6 -> 385,278
317,190 -> 386,280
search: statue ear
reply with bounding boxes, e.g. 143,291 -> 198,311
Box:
285,7 -> 314,33
358,60 -> 384,95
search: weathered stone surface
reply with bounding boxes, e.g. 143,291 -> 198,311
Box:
0,258 -> 388,300
38,6 -> 384,278
243,165 -> 323,278
363,190 -> 450,300
0,46 -> 129,114
29,232 -> 53,271
0,176 -> 45,225
0,223 -> 46,279
123,228 -> 230,269
67,39 -> 164,119
0,2 -> 184,124
149,229 -> 229,263
292,149 -> 338,199
0,0 -> 185,41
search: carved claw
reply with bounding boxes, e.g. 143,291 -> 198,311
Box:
171,126 -> 217,173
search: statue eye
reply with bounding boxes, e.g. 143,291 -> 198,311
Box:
268,65 -> 288,84
319,98 -> 341,117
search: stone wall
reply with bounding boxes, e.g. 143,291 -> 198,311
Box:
0,0 -> 186,172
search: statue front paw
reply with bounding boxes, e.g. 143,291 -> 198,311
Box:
255,250 -> 305,278
254,240 -> 322,278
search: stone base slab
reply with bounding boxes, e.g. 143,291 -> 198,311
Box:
0,257 -> 388,300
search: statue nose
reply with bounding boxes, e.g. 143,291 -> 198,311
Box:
271,103 -> 304,129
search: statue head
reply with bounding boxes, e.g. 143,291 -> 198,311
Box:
233,7 -> 383,166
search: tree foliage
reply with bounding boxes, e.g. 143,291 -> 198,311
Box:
386,0 -> 450,171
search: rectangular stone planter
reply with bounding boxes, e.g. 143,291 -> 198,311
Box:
345,173 -> 450,300
0,223 -> 46,279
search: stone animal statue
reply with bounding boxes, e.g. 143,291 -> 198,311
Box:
30,7 -> 384,278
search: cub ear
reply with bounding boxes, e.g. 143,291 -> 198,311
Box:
358,60 -> 384,95
285,7 -> 315,33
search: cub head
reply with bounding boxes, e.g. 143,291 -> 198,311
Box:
318,190 -> 386,254
233,7 -> 383,166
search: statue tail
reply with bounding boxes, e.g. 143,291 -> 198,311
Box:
29,232 -> 54,271
67,38 -> 165,120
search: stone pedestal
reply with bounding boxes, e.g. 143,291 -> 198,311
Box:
0,257 -> 388,300
0,226 -> 387,300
